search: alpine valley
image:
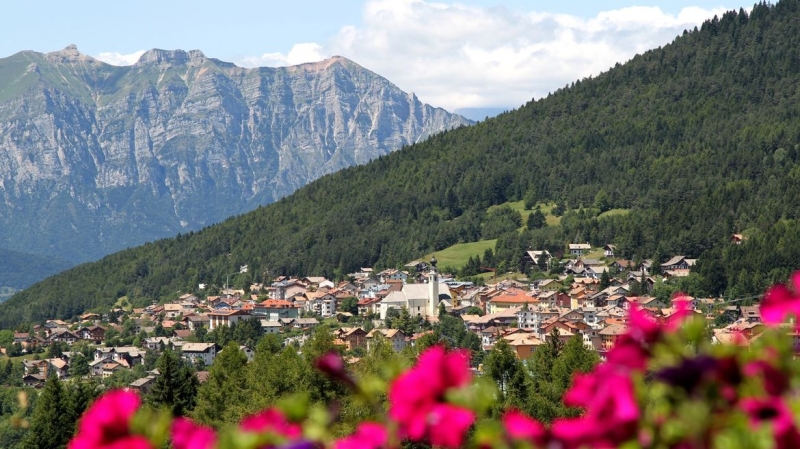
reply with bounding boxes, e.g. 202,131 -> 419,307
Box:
3,2 -> 800,325
0,46 -> 471,288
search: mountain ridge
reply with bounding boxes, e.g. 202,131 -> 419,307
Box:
0,46 -> 471,267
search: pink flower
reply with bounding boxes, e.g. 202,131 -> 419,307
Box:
240,408 -> 302,440
315,351 -> 356,390
388,346 -> 474,447
552,365 -> 639,448
171,417 -> 217,449
605,335 -> 650,371
665,294 -> 694,330
68,390 -> 152,449
744,360 -> 790,397
627,304 -> 662,344
741,397 -> 800,449
760,272 -> 800,325
334,422 -> 388,449
427,404 -> 475,448
503,409 -> 548,446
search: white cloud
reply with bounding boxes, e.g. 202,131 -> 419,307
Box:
95,50 -> 146,66
96,1 -> 733,111
238,1 -> 730,111
239,43 -> 325,67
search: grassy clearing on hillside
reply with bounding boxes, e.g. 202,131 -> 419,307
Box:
0,353 -> 38,363
598,208 -> 630,219
424,239 -> 497,270
490,201 -> 562,228
114,296 -> 133,312
476,271 -> 529,283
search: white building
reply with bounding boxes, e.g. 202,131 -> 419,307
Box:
378,258 -> 451,319
208,310 -> 253,330
181,343 -> 218,366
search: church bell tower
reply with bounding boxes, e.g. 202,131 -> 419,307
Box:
428,256 -> 439,317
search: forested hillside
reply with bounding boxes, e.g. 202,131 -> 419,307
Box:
3,1 -> 800,327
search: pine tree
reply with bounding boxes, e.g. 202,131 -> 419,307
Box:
147,349 -> 198,416
551,334 -> 600,391
22,377 -> 72,449
193,342 -> 248,427
483,339 -> 522,397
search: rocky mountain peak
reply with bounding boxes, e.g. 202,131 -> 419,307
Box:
134,48 -> 208,67
45,44 -> 94,63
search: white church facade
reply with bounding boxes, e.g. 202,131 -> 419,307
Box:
378,257 -> 452,319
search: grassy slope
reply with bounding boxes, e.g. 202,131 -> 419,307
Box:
423,239 -> 498,270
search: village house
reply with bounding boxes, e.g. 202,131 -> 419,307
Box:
130,376 -> 157,395
521,250 -> 553,270
186,314 -> 210,331
334,327 -> 368,351
660,256 -> 697,271
378,269 -> 408,283
487,289 -> 537,315
568,243 -> 592,256
181,342 -> 218,366
254,299 -> 300,321
272,280 -> 308,300
259,320 -> 283,334
164,303 -> 183,319
603,244 -> 616,257
78,325 -> 106,343
365,329 -> 407,352
730,234 -> 745,245
599,323 -> 628,351
49,330 -> 80,345
303,291 -> 337,317
208,309 -> 253,330
102,362 -> 123,378
503,331 -> 544,359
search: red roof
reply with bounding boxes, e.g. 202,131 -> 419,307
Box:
259,299 -> 295,308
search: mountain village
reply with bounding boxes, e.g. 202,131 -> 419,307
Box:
0,241 -> 767,390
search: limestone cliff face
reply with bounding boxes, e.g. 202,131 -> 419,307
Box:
0,46 -> 471,263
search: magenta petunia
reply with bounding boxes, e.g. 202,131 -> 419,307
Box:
553,365 -> 639,448
741,397 -> 800,449
744,360 -> 790,397
503,409 -> 548,446
427,404 -> 476,449
388,346 -> 474,447
665,294 -> 694,331
627,304 -> 662,344
171,417 -> 217,449
240,408 -> 303,439
334,422 -> 388,449
760,271 -> 800,325
68,390 -> 151,449
605,335 -> 650,372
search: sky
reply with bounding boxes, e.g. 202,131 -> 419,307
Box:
1,0 -> 742,111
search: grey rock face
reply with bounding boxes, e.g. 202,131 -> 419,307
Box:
0,47 -> 471,263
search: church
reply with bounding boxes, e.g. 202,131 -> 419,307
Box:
378,257 -> 452,319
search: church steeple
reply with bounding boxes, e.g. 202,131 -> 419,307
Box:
428,256 -> 439,317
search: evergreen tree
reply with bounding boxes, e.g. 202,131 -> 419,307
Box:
600,270 -> 611,290
147,349 -> 198,416
483,339 -> 522,397
523,188 -> 538,210
527,209 -> 547,230
551,334 -> 600,391
193,342 -> 249,427
68,381 -> 100,432
22,377 -> 72,449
